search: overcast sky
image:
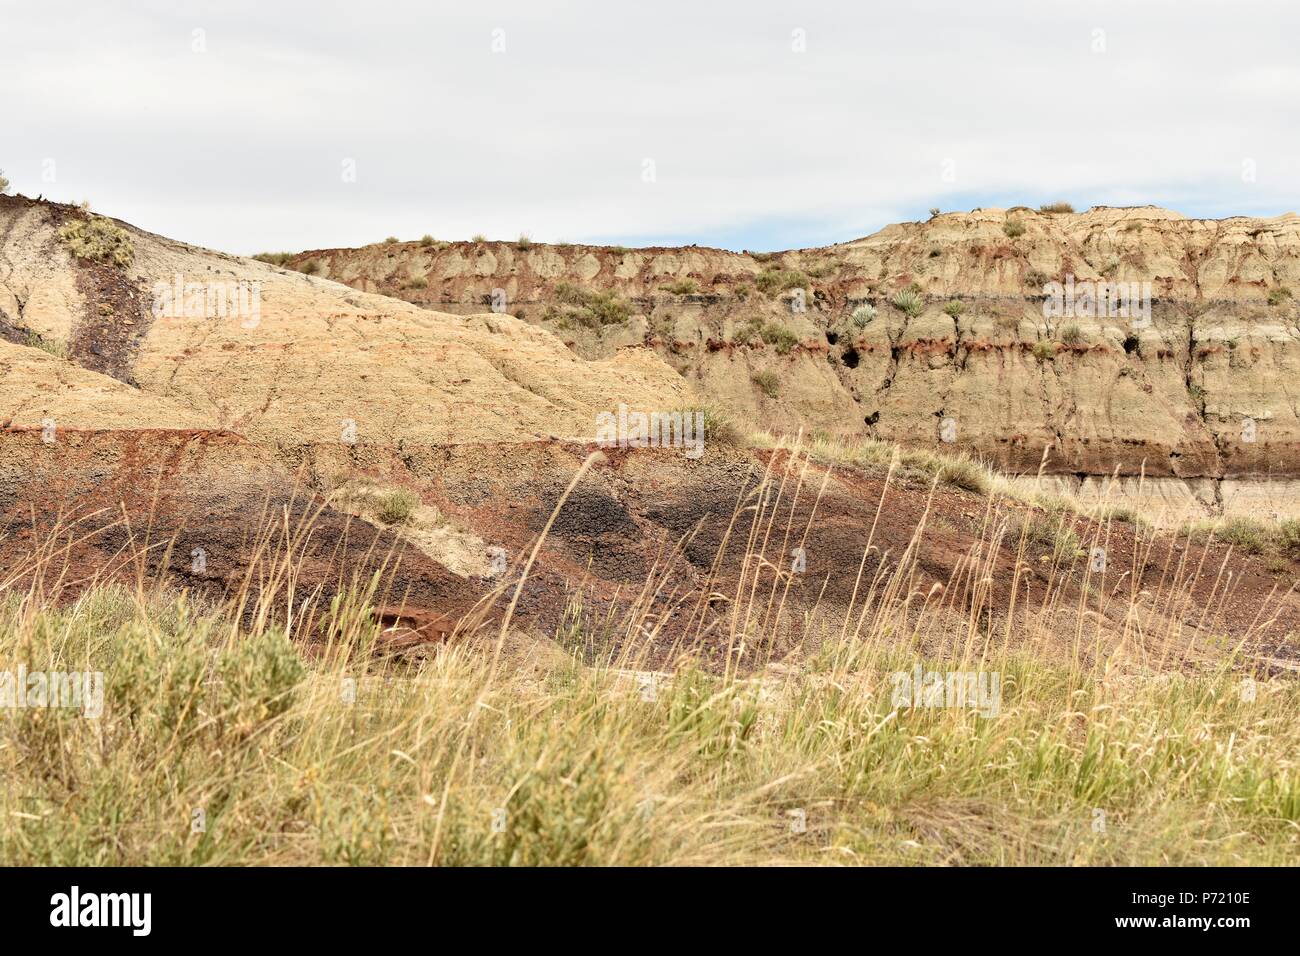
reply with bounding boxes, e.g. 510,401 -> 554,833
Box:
3,0 -> 1297,254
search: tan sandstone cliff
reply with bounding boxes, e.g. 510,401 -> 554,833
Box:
293,205 -> 1300,520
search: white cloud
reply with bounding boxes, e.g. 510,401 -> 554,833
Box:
2,0 -> 1295,253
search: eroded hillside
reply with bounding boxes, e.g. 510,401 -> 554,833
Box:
1,195 -> 1298,669
295,206 -> 1300,520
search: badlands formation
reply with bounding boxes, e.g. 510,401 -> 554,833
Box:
2,195 -> 1299,665
300,206 -> 1300,522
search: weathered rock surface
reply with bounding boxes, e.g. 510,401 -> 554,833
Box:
0,196 -> 687,471
298,206 -> 1300,519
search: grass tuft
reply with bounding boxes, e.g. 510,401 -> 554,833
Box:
750,370 -> 781,398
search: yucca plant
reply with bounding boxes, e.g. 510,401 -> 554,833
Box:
891,289 -> 924,317
851,304 -> 877,327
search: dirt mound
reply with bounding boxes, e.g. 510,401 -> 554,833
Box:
0,195 -> 688,466
0,425 -> 483,642
313,438 -> 1300,670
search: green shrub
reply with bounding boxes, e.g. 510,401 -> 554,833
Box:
254,251 -> 295,267
1032,339 -> 1056,361
928,207 -> 940,218
1060,324 -> 1083,345
298,259 -> 321,276
735,319 -> 799,355
375,488 -> 421,525
891,289 -> 924,317
1210,517 -> 1269,555
1003,219 -> 1027,238
547,282 -> 631,328
215,626 -> 304,739
750,370 -> 781,398
661,278 -> 700,295
472,234 -> 487,243
1039,202 -> 1075,214
58,215 -> 135,267
420,234 -> 436,247
1020,516 -> 1081,562
935,456 -> 990,494
383,236 -> 400,245
1268,286 -> 1293,306
754,268 -> 808,295
23,332 -> 67,359
1278,520 -> 1300,558
697,403 -> 745,447
404,277 -> 428,290
942,300 -> 965,317
517,234 -> 533,250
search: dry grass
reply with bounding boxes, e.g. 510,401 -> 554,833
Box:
750,370 -> 781,398
1187,515 -> 1300,559
544,282 -> 631,328
734,319 -> 800,355
57,213 -> 134,267
0,448 -> 1296,866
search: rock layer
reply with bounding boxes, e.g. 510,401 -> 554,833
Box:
297,206 -> 1300,519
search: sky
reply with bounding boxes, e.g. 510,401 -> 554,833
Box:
2,0 -> 1297,254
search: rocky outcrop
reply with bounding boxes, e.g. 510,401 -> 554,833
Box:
296,206 -> 1300,519
0,195 -> 688,477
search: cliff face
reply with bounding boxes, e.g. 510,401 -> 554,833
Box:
6,196 -> 1300,522
294,206 -> 1300,519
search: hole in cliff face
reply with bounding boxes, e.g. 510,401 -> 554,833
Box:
1123,334 -> 1140,355
842,346 -> 860,369
825,330 -> 839,345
